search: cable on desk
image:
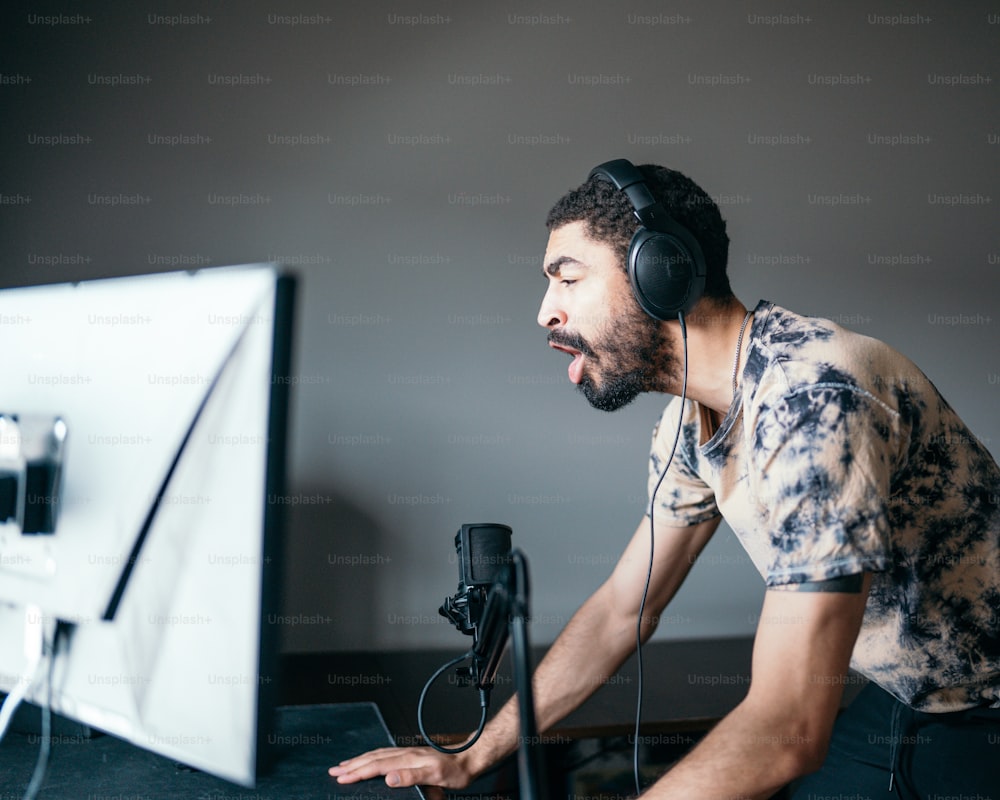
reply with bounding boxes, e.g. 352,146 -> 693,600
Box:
21,624 -> 60,800
417,650 -> 489,755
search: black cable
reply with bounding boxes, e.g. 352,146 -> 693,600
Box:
417,651 -> 490,755
633,311 -> 689,795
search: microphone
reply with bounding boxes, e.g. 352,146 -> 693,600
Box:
421,523 -> 549,800
439,523 -> 512,691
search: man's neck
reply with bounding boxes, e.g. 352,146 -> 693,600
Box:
661,299 -> 753,417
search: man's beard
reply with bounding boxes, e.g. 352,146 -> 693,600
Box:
549,304 -> 678,412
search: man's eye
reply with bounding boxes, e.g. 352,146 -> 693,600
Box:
560,279 -> 576,287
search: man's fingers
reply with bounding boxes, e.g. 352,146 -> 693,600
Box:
328,749 -> 432,787
329,755 -> 383,782
385,767 -> 420,787
332,746 -> 400,772
328,746 -> 470,790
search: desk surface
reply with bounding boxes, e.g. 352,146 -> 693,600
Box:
0,703 -> 423,800
281,637 -> 771,744
1,639 -> 865,798
282,638 -> 868,745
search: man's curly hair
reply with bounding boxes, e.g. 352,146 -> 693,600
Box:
545,163 -> 733,301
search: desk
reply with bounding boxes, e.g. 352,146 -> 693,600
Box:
281,638 -> 866,800
1,639 -> 863,800
0,703 -> 424,800
281,638 -> 762,743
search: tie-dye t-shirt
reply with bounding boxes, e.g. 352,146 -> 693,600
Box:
649,300 -> 1000,712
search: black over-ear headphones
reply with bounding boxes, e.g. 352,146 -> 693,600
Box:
588,159 -> 707,321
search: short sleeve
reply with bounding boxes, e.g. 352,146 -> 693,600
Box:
647,399 -> 721,527
749,385 -> 897,586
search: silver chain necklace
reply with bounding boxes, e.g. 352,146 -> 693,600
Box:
731,309 -> 753,396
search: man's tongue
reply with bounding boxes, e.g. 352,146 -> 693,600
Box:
568,353 -> 585,385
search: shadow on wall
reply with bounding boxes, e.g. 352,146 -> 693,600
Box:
278,485 -> 389,652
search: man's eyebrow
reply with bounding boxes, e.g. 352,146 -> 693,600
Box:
544,255 -> 586,277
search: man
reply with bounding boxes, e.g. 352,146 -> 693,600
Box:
331,161 -> 1000,798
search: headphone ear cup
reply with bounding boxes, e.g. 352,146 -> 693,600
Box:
628,230 -> 706,320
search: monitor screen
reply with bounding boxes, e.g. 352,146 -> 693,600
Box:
0,264 -> 294,787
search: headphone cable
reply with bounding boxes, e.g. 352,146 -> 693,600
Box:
633,310 -> 688,795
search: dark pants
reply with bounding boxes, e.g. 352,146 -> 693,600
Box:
790,683 -> 1000,799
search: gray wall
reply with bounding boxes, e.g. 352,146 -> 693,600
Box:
2,1 -> 998,653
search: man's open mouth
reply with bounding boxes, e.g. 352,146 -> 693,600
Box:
549,341 -> 586,385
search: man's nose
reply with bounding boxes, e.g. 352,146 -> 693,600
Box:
537,287 -> 567,328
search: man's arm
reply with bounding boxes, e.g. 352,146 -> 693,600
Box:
329,514 -> 721,789
645,572 -> 872,800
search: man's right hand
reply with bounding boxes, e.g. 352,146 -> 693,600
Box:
328,745 -> 475,791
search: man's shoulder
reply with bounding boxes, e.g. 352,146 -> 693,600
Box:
748,301 -> 918,407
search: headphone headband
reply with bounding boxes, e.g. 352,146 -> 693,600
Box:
589,159 -> 659,222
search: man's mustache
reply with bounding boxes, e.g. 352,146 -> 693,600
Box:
547,329 -> 597,358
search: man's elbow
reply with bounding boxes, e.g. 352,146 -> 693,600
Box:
793,736 -> 830,780
776,724 -> 831,783
743,705 -> 833,785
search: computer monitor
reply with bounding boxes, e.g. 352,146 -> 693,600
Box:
0,264 -> 294,787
